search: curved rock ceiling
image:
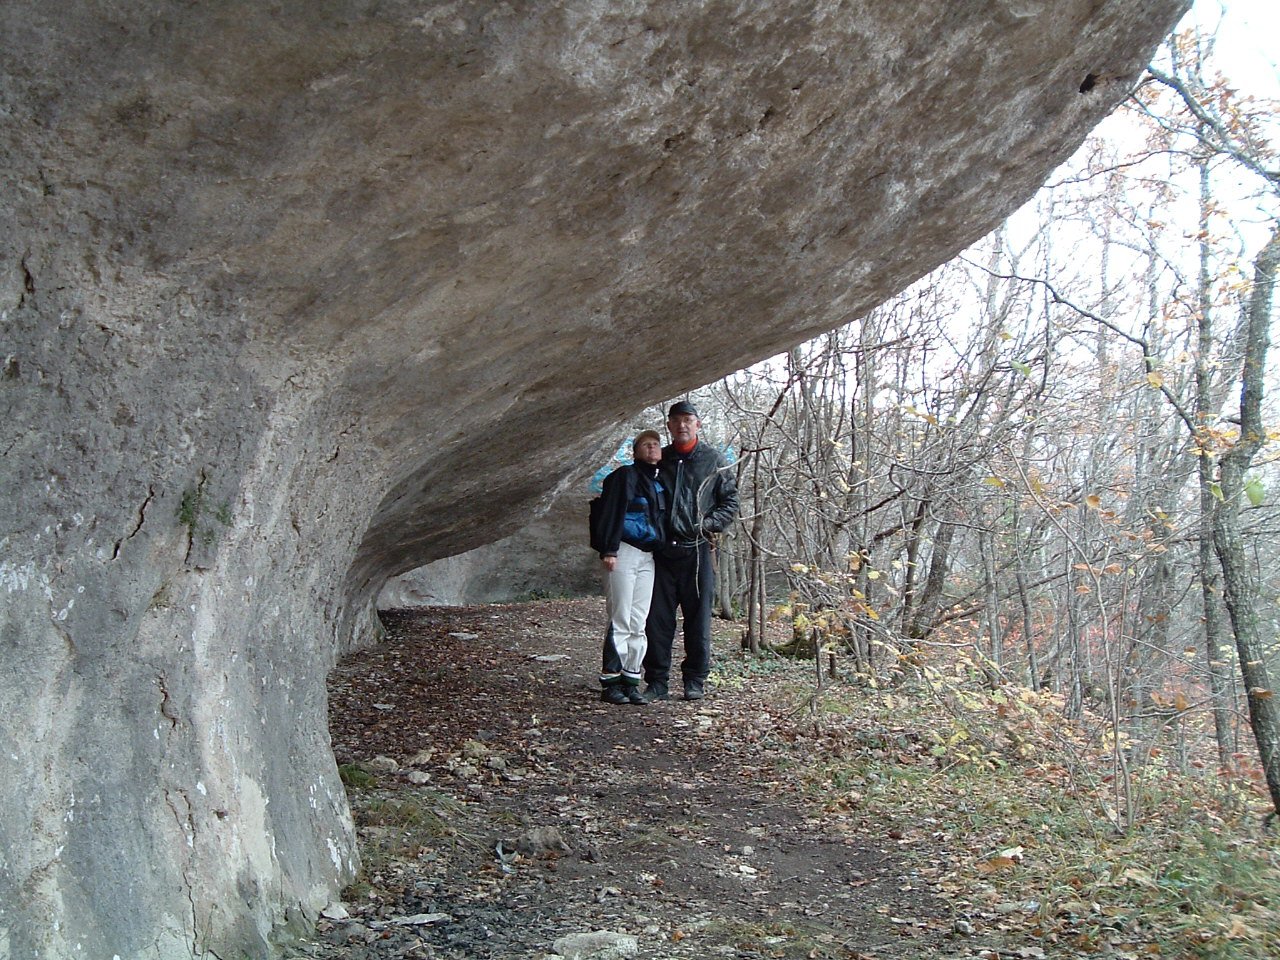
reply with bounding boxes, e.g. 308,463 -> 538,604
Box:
0,1 -> 1186,956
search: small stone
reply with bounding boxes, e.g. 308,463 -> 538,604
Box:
322,923 -> 361,945
449,632 -> 479,641
407,770 -> 431,785
320,902 -> 350,921
952,919 -> 973,935
551,930 -> 638,960
365,755 -> 399,773
515,825 -> 570,854
395,912 -> 452,926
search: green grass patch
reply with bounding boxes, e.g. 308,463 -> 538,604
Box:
347,788 -> 478,888
717,648 -> 809,683
337,763 -> 376,790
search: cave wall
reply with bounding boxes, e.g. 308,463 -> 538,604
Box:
378,491 -> 601,608
0,1 -> 1187,956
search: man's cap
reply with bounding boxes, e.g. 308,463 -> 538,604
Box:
633,429 -> 662,448
667,400 -> 699,419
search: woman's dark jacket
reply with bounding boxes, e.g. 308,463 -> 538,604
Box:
591,462 -> 666,558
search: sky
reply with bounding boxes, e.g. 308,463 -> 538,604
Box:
1188,0 -> 1279,99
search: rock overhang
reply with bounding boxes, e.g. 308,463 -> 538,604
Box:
1,1 -> 1191,957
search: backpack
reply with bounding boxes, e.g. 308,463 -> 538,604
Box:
588,494 -> 605,553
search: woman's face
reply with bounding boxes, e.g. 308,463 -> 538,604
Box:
634,437 -> 662,465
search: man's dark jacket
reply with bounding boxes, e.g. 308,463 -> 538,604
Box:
658,440 -> 739,545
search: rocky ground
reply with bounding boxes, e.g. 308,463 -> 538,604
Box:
282,598 -> 972,959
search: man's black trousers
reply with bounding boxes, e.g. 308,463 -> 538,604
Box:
643,541 -> 716,687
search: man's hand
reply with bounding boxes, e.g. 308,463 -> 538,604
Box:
601,555 -> 618,572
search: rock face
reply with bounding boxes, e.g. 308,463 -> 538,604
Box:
381,436 -> 612,606
0,1 -> 1186,957
378,490 -> 601,607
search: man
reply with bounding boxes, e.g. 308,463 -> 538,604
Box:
592,430 -> 666,705
642,400 -> 739,702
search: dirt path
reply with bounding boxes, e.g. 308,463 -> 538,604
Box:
285,598 -> 962,959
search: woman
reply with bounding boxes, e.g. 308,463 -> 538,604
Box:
590,430 -> 666,705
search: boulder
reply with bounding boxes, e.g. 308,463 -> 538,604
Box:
0,1 -> 1187,957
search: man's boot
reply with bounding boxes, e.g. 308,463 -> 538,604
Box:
624,682 -> 647,706
641,681 -> 669,703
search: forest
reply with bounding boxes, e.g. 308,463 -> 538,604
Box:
618,26 -> 1280,955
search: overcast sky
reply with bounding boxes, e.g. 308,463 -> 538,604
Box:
1190,0 -> 1279,98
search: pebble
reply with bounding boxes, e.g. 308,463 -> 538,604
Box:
320,903 -> 349,921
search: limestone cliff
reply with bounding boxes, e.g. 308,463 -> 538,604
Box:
0,1 -> 1186,956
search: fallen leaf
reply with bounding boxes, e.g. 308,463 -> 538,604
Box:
978,856 -> 1017,874
1225,915 -> 1258,939
1118,867 -> 1158,889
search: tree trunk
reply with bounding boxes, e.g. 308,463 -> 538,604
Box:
716,529 -> 738,621
980,532 -> 1004,669
1197,490 -> 1234,768
907,520 -> 956,641
1015,564 -> 1040,690
1188,155 -> 1236,767
744,455 -> 766,654
1212,224 -> 1280,818
899,499 -> 928,636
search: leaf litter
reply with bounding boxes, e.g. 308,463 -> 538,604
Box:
284,597 -> 1278,959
